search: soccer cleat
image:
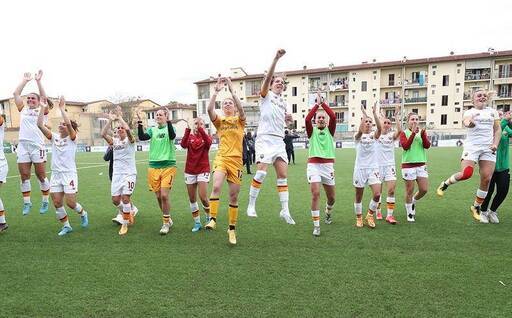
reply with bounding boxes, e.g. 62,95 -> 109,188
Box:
313,226 -> 321,237
58,225 -> 73,236
112,214 -> 123,225
407,213 -> 415,223
279,210 -> 296,225
205,218 -> 216,230
0,223 -> 8,232
365,213 -> 376,229
376,210 -> 383,220
159,222 -> 172,235
480,211 -> 489,224
325,212 -> 333,225
133,205 -> 139,217
191,222 -> 202,232
437,182 -> 448,197
488,211 -> 500,224
470,206 -> 481,221
385,215 -> 397,225
355,217 -> 364,228
247,206 -> 257,218
227,229 -> 237,245
40,201 -> 49,214
119,223 -> 128,235
22,203 -> 32,216
80,212 -> 89,228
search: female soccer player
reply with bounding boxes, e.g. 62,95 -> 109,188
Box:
305,91 -> 336,236
180,117 -> 212,232
37,97 -> 89,236
101,108 -> 137,235
13,70 -> 51,215
353,103 -> 382,228
399,112 -> 430,222
137,107 -> 176,235
480,111 -> 512,223
375,106 -> 401,224
436,90 -> 500,221
0,110 -> 8,232
247,49 -> 295,225
204,77 -> 245,245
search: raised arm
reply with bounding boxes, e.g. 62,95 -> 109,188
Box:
136,110 -> 151,141
319,102 -> 336,136
393,106 -> 402,140
13,72 -> 32,111
373,103 -> 382,139
34,70 -> 48,103
260,49 -> 286,97
305,104 -> 319,138
226,77 -> 245,121
115,107 -> 135,143
37,104 -> 52,140
208,77 -> 223,123
165,108 -> 176,140
101,111 -> 117,145
180,119 -> 191,149
58,96 -> 76,141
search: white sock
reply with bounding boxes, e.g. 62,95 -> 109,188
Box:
248,170 -> 267,207
122,202 -> 131,225
311,210 -> 320,227
368,199 -> 378,214
0,198 -> 5,223
277,178 -> 289,212
405,203 -> 414,216
56,207 -> 70,227
21,180 -> 31,203
38,178 -> 50,202
354,202 -> 363,216
73,203 -> 85,215
386,196 -> 395,216
326,202 -> 334,214
190,202 -> 200,223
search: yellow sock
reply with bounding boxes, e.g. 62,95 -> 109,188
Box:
209,197 -> 219,219
228,204 -> 238,227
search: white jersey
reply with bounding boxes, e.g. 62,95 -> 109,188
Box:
0,123 -> 4,160
112,137 -> 137,175
376,131 -> 396,166
355,132 -> 378,169
19,107 -> 46,145
50,133 -> 77,173
257,91 -> 287,138
464,107 -> 499,147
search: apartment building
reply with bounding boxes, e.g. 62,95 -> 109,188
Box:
194,50 -> 512,137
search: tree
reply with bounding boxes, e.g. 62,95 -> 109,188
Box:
102,95 -> 144,129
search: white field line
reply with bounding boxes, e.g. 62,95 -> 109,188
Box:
6,159 -> 185,179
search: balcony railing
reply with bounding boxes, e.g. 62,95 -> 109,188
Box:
329,102 -> 347,107
380,98 -> 402,105
465,73 -> 490,81
498,71 -> 512,78
498,93 -> 512,98
404,97 -> 427,103
404,79 -> 427,86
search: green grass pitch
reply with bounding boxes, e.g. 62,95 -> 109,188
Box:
1,147 -> 511,317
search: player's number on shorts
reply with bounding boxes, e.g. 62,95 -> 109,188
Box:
40,149 -> 45,159
128,181 -> 135,191
69,180 -> 75,188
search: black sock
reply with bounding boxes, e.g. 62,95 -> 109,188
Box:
229,225 -> 235,230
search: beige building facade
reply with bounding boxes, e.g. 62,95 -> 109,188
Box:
195,50 -> 512,138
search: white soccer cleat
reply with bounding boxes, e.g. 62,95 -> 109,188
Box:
112,213 -> 123,225
247,205 -> 258,218
488,211 -> 500,224
279,210 -> 296,225
159,221 -> 173,235
132,205 -> 139,217
312,226 -> 320,237
480,211 -> 489,224
406,213 -> 415,223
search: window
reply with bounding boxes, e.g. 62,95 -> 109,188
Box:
245,80 -> 262,96
147,112 -> 155,119
442,75 -> 449,86
432,65 -> 437,69
432,90 -> 435,95
353,77 -> 356,82
442,95 -> 448,106
198,85 -> 210,99
193,111 -> 197,118
215,101 -> 221,109
433,71 -> 436,76
430,109 -> 434,114
292,87 -> 297,96
292,104 -> 297,113
361,81 -> 367,91
201,101 -> 207,114
361,100 -> 367,109
172,110 -> 178,120
456,88 -> 460,93
453,121 -> 459,124
293,120 -> 297,129
412,108 -> 418,114
457,69 -> 460,74
441,114 -> 447,125
389,74 -> 395,86
455,107 -> 461,112
454,102 -> 459,105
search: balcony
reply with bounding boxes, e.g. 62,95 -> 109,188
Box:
404,97 -> 427,104
328,78 -> 349,91
497,93 -> 512,99
404,79 -> 427,87
329,102 -> 348,108
465,73 -> 490,81
380,98 -> 402,106
498,71 -> 512,78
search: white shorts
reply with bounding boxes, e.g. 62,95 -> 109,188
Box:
50,171 -> 78,194
0,159 -> 8,183
184,172 -> 210,185
461,145 -> 496,163
111,174 -> 137,196
353,167 -> 380,187
16,142 -> 47,164
401,165 -> 429,181
307,163 -> 335,186
379,164 -> 397,182
255,135 -> 288,164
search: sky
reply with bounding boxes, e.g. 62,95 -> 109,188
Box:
1,0 -> 511,105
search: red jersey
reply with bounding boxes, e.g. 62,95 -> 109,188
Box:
180,127 -> 212,174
